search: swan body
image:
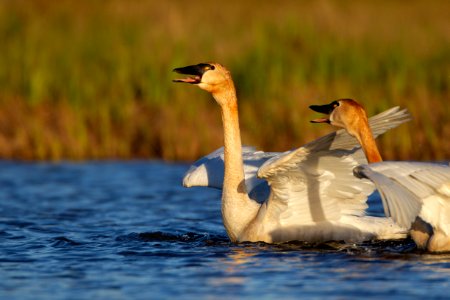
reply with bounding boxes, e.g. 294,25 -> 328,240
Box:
174,63 -> 408,243
311,99 -> 450,252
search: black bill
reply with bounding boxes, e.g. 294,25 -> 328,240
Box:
309,101 -> 340,123
172,63 -> 214,84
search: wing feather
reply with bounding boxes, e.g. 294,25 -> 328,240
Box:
354,162 -> 450,230
182,146 -> 276,202
256,107 -> 410,226
183,107 -> 411,226
262,149 -> 374,226
303,106 -> 411,153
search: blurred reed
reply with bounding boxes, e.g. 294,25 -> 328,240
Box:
0,0 -> 448,160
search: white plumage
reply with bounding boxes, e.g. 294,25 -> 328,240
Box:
311,98 -> 450,252
174,63 -> 408,243
355,162 -> 450,251
183,146 -> 275,202
184,106 -> 411,204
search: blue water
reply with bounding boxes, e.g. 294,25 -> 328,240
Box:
0,161 -> 449,299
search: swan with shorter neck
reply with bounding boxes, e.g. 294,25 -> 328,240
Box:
310,99 -> 450,252
174,63 -> 408,243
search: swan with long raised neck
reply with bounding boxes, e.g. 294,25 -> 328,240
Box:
310,99 -> 450,252
174,63 -> 408,243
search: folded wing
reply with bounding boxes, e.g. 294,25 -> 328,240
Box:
354,162 -> 450,231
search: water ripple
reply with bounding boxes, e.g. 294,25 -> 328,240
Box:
50,236 -> 84,248
0,161 -> 449,300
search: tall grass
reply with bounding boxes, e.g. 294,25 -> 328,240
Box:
0,0 -> 448,160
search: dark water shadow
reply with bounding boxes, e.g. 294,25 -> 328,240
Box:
114,230 -> 450,261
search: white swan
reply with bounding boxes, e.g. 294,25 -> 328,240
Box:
173,63 -> 408,243
310,99 -> 450,252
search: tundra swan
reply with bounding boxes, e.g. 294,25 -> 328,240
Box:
173,63 -> 408,243
310,99 -> 450,252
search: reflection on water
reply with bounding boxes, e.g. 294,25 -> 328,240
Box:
0,161 -> 449,299
226,247 -> 259,266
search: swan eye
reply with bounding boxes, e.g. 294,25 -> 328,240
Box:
196,63 -> 215,72
203,64 -> 215,71
332,101 -> 340,108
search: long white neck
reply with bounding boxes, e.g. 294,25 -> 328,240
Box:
213,88 -> 260,242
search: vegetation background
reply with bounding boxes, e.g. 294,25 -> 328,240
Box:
0,0 -> 448,161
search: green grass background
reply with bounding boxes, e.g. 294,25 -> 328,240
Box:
0,0 -> 448,160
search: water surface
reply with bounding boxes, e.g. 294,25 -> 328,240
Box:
0,161 -> 449,299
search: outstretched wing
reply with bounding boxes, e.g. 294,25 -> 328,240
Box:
305,106 -> 411,152
258,148 -> 374,225
183,146 -> 276,202
257,107 -> 411,225
354,162 -> 450,231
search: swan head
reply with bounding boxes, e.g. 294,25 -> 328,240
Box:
309,99 -> 369,138
173,63 -> 233,95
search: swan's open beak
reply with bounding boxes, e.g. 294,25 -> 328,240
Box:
309,101 -> 339,123
172,63 -> 214,84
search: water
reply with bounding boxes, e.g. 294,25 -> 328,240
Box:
0,161 -> 449,299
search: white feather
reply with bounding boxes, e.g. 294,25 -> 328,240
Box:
354,162 -> 450,251
184,108 -> 411,242
183,146 -> 275,202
